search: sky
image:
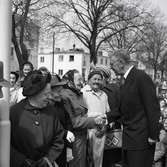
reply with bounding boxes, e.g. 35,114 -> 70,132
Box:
44,0 -> 167,50
149,0 -> 167,22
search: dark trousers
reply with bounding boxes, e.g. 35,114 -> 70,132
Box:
122,145 -> 155,167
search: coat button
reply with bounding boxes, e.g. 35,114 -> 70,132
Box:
34,121 -> 40,126
33,110 -> 39,115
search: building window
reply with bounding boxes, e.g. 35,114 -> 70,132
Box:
105,58 -> 108,65
58,55 -> 64,62
100,58 -> 103,65
40,56 -> 44,62
69,55 -> 74,62
58,69 -> 63,76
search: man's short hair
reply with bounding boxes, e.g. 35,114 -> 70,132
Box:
113,49 -> 130,63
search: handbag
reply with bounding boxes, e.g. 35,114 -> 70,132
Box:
104,128 -> 122,150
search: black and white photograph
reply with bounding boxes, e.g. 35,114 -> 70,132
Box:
0,0 -> 167,167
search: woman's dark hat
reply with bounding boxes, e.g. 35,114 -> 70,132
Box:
22,70 -> 51,97
51,74 -> 67,88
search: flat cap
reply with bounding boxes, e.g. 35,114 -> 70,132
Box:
88,70 -> 103,80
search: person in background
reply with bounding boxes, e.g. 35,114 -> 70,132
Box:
17,62 -> 34,103
0,61 -> 11,98
10,70 -> 64,167
21,62 -> 34,82
160,98 -> 167,115
82,70 -> 110,167
58,69 -> 105,167
38,66 -> 50,76
51,75 -> 75,167
9,71 -> 19,106
104,49 -> 160,167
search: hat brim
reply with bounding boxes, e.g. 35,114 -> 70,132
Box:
51,81 -> 67,88
0,79 -> 11,87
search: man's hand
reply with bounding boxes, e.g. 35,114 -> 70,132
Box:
148,137 -> 156,145
94,114 -> 106,125
66,131 -> 75,143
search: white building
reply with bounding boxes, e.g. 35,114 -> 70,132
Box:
38,47 -> 111,80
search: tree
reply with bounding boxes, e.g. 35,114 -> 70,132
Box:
12,0 -> 32,71
103,4 -> 146,55
46,0 -> 145,64
137,16 -> 167,80
12,0 -> 62,70
159,51 -> 167,80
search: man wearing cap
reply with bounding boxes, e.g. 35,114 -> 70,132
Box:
10,70 -> 64,167
82,70 -> 110,167
104,50 -> 160,167
95,66 -> 122,167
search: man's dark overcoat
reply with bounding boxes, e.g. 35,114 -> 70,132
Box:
106,67 -> 160,167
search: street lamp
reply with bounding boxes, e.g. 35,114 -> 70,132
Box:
52,32 -> 55,74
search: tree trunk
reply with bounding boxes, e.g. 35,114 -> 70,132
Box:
161,70 -> 164,81
153,65 -> 157,81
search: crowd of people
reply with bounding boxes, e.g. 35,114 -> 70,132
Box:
5,51 -> 165,167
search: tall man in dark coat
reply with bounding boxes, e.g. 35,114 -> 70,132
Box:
105,50 -> 161,167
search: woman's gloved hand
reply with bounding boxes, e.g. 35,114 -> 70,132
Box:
66,131 -> 75,143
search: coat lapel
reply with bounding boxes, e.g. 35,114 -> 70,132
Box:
120,67 -> 137,100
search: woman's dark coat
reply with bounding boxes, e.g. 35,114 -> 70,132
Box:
10,98 -> 64,167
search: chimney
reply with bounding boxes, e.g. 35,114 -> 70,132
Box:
73,44 -> 76,50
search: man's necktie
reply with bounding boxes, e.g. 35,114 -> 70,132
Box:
120,76 -> 125,86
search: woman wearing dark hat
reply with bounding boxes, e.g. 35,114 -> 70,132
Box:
56,69 -> 104,167
10,70 -> 64,167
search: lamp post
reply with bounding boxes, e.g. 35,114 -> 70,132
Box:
0,0 -> 11,167
52,32 -> 55,74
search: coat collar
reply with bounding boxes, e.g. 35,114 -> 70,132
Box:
124,65 -> 134,79
124,66 -> 136,85
24,98 -> 43,111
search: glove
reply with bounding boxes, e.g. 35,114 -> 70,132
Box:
35,157 -> 52,167
21,159 -> 36,167
66,131 -> 75,143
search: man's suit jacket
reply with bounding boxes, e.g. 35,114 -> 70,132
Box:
107,67 -> 160,150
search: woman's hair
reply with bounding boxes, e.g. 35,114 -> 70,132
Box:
10,71 -> 19,82
23,61 -> 34,71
